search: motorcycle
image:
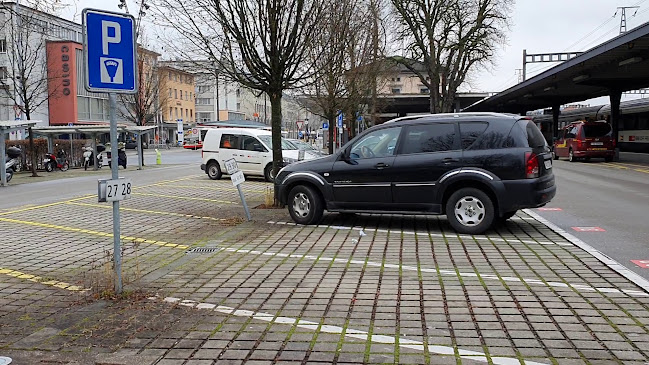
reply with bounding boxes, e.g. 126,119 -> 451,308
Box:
44,146 -> 69,172
83,144 -> 105,170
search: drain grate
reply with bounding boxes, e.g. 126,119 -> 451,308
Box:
186,247 -> 222,254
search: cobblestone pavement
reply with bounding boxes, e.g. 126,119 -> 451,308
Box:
1,174 -> 649,365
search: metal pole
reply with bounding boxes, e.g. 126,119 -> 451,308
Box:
109,93 -> 122,294
237,184 -> 252,221
137,132 -> 142,170
1,131 -> 7,186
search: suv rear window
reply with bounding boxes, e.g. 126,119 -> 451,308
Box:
525,121 -> 547,148
460,122 -> 488,149
583,123 -> 612,138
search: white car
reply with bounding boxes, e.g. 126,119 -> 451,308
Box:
200,128 -> 318,182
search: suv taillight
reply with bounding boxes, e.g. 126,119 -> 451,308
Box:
525,152 -> 539,179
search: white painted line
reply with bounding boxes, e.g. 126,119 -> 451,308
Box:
217,247 -> 648,297
523,209 -> 649,296
271,221 -> 568,246
154,296 -> 548,365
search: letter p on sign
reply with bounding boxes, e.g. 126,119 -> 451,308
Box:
102,21 -> 121,54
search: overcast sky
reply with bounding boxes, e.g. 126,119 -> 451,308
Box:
61,0 -> 649,106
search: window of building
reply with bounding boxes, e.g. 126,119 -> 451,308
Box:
168,71 -> 171,79
420,88 -> 429,94
196,98 -> 211,105
168,88 -> 172,98
236,89 -> 241,97
169,107 -> 173,120
0,67 -> 7,80
0,39 -> 7,53
236,102 -> 241,111
198,85 -> 210,93
175,107 -> 178,119
190,110 -> 193,118
391,88 -> 401,94
180,109 -> 183,119
174,89 -> 177,99
189,92 -> 192,100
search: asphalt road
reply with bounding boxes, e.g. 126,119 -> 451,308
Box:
534,153 -> 649,280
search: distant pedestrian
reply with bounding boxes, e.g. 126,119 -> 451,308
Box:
165,138 -> 170,149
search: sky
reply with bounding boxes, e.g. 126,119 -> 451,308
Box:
59,0 -> 649,107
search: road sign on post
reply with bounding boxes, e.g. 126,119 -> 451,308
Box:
83,8 -> 137,295
224,159 -> 252,221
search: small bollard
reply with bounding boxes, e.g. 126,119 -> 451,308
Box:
155,149 -> 161,165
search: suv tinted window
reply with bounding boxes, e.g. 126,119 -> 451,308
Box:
400,123 -> 456,154
565,126 -> 578,139
220,134 -> 241,149
583,123 -> 611,137
350,127 -> 402,159
460,122 -> 489,149
525,121 -> 547,148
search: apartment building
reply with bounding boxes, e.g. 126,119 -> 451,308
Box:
158,64 -> 196,124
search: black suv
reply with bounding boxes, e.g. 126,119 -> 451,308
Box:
275,113 -> 556,234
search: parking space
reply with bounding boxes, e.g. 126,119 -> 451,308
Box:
1,174 -> 649,364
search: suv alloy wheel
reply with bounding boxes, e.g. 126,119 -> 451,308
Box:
446,187 -> 495,234
288,185 -> 324,225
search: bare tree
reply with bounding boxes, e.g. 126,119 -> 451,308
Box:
0,1 -> 65,176
151,0 -> 327,179
118,44 -> 166,165
302,0 -> 389,153
391,0 -> 512,113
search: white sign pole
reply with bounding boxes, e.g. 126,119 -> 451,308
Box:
225,159 -> 251,221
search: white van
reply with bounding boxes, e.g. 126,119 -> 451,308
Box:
200,128 -> 317,182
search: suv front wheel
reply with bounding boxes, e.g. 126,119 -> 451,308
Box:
446,188 -> 495,234
287,185 -> 324,225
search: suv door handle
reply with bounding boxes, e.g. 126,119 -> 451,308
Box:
442,158 -> 459,164
374,162 -> 389,169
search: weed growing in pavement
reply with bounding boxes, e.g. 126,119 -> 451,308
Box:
265,186 -> 274,207
83,240 -> 145,301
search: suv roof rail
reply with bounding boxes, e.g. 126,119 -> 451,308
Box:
384,112 -> 522,124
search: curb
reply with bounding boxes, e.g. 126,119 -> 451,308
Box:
523,208 -> 649,295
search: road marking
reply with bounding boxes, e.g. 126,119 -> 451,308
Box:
160,184 -> 269,193
0,267 -> 85,292
572,226 -> 606,232
213,246 -> 648,297
0,195 -> 94,216
155,296 -> 548,365
65,202 -> 231,222
537,207 -> 562,211
631,260 -> 649,269
131,192 -> 238,204
0,217 -> 189,249
266,221 -> 572,247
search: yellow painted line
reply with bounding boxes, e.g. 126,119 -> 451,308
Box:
161,184 -> 269,193
635,169 -> 649,174
0,217 -> 189,249
0,195 -> 94,216
131,192 -> 239,204
600,163 -> 629,169
0,267 -> 86,291
612,162 -> 649,169
65,201 -> 230,222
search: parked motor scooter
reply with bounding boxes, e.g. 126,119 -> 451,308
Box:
4,146 -> 21,183
83,144 -> 105,170
106,143 -> 127,169
44,145 -> 69,172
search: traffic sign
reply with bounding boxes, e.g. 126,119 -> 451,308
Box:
224,158 -> 238,175
322,123 -> 329,130
337,112 -> 343,128
83,9 -> 137,93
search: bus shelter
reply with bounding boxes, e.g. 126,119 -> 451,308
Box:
1,121 -> 38,186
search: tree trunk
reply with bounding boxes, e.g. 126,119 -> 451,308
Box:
269,91 -> 283,179
328,114 -> 335,155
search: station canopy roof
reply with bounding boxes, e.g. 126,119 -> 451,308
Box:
465,21 -> 649,113
32,125 -> 156,136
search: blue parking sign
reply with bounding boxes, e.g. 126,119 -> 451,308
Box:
83,9 -> 137,93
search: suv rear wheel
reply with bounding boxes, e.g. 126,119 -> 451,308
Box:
446,188 -> 495,234
264,164 -> 276,182
288,185 -> 324,225
568,149 -> 576,162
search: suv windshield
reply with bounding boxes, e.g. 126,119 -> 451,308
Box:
258,135 -> 297,150
583,123 -> 612,138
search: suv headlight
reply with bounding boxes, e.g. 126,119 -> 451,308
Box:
282,157 -> 297,166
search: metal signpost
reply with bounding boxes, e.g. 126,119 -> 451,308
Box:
225,158 -> 252,221
83,8 -> 137,294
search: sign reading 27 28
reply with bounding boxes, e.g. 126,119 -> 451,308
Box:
83,9 -> 137,93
